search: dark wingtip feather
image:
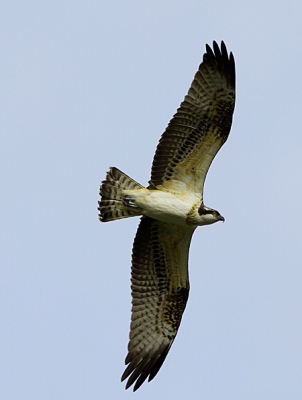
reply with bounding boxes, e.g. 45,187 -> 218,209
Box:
147,345 -> 170,382
204,43 -> 215,64
213,40 -> 221,57
229,51 -> 236,87
121,338 -> 173,391
204,40 -> 236,89
220,40 -> 227,55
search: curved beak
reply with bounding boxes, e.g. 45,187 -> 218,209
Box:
218,215 -> 225,222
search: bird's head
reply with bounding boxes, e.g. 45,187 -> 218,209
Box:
197,205 -> 225,226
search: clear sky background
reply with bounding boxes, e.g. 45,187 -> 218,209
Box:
1,1 -> 302,399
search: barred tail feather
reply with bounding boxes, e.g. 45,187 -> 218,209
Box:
98,167 -> 144,222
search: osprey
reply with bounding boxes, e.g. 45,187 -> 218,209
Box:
98,41 -> 235,391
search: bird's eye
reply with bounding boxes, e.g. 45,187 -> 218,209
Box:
198,207 -> 215,216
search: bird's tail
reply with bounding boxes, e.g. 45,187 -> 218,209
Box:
98,167 -> 144,222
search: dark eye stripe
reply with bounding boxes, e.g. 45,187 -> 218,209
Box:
198,207 -> 214,216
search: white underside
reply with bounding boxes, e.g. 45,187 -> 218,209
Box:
123,188 -> 202,226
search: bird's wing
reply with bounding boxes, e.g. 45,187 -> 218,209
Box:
149,41 -> 235,197
121,216 -> 195,391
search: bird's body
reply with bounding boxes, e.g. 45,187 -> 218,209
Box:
98,41 -> 236,391
121,187 -> 221,226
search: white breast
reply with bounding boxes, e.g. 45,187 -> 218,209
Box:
127,189 -> 201,226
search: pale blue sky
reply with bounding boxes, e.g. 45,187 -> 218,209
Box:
1,1 -> 302,399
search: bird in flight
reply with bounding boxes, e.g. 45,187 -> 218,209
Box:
98,41 -> 235,391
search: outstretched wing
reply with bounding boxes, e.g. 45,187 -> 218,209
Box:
149,41 -> 235,197
121,217 -> 195,391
